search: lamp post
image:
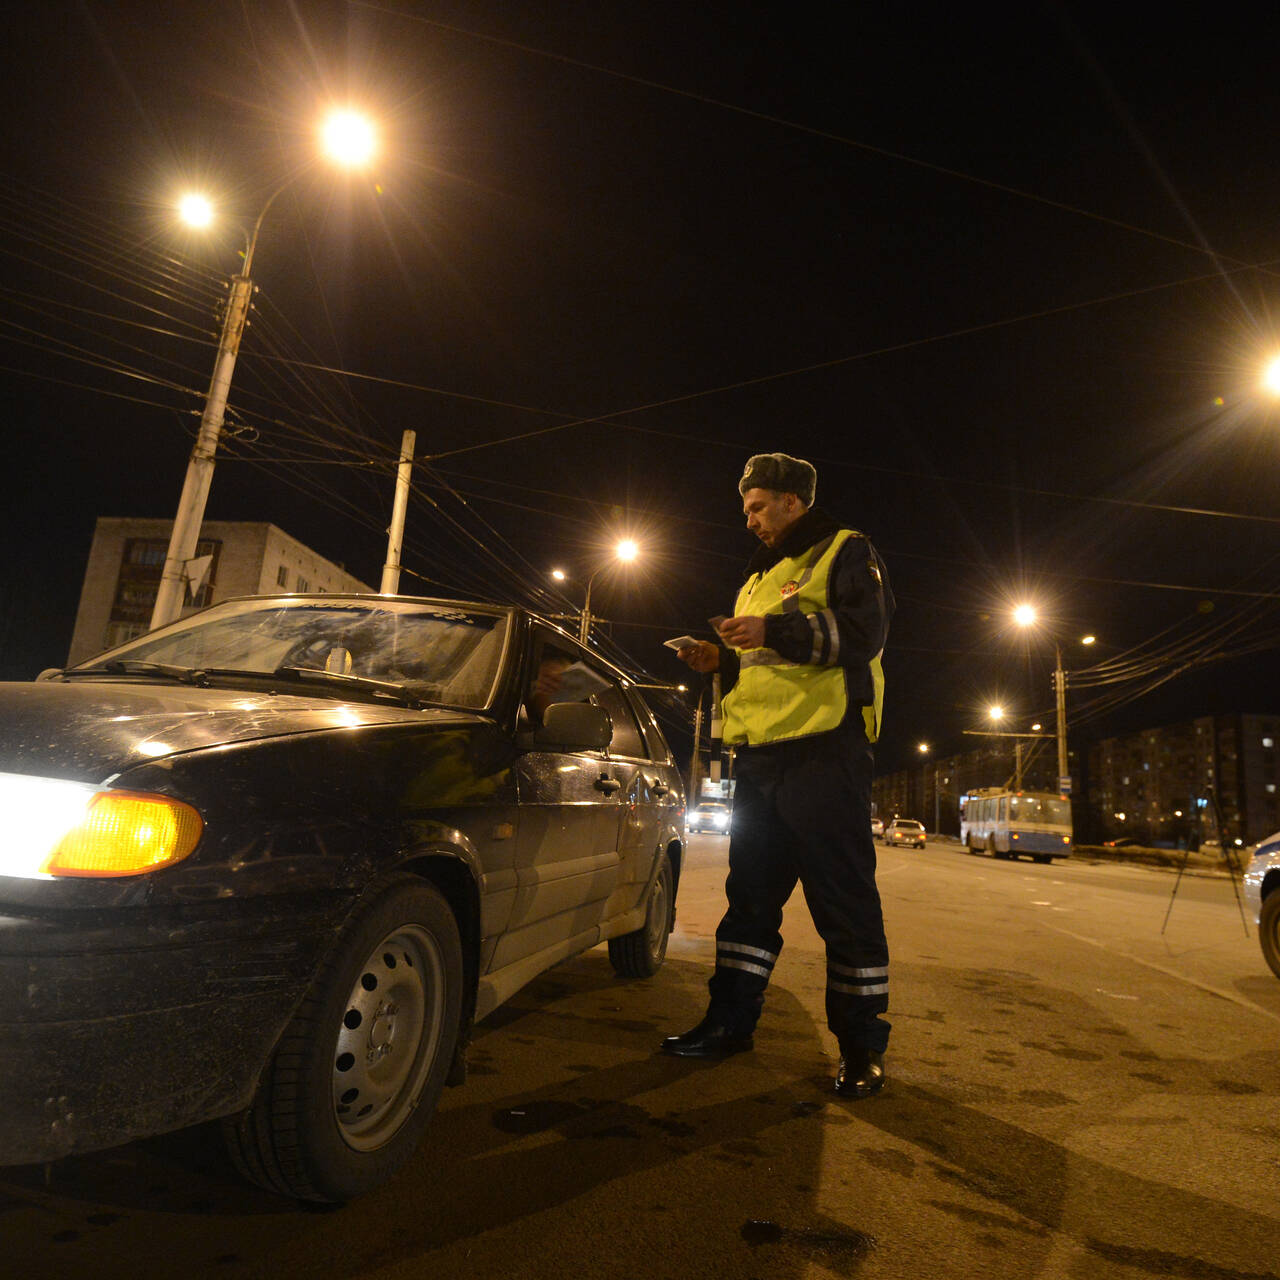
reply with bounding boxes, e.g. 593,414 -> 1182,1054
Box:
150,109 -> 377,630
577,539 -> 638,644
1012,605 -> 1093,795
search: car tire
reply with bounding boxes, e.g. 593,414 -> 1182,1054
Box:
222,877 -> 463,1203
1260,893 -> 1280,980
609,851 -> 673,978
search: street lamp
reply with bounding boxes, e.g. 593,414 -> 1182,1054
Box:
578,540 -> 639,644
1262,354 -> 1280,396
1012,604 -> 1095,794
150,109 -> 378,630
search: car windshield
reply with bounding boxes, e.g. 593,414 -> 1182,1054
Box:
69,597 -> 511,709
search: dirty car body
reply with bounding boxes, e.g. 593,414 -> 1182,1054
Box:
0,595 -> 684,1201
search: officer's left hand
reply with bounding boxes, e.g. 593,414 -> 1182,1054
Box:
717,615 -> 766,649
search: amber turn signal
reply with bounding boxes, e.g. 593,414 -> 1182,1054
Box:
43,790 -> 204,877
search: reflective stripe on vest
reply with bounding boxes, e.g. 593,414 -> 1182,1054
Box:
722,528 -> 884,746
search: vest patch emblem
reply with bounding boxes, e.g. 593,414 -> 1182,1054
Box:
779,579 -> 800,599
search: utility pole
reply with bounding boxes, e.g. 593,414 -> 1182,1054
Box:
380,430 -> 416,595
150,272 -> 254,628
1054,643 -> 1069,791
689,693 -> 704,799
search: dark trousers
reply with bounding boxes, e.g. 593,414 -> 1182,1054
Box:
707,728 -> 890,1053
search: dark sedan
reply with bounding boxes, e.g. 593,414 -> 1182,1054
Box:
0,595 -> 685,1201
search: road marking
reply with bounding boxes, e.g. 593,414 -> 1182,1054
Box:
1047,925 -> 1280,1025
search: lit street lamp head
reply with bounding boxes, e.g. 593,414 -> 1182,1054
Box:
1262,354 -> 1280,396
321,109 -> 377,168
1013,603 -> 1037,628
178,193 -> 213,229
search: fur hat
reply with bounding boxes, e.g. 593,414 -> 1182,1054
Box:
738,452 -> 817,505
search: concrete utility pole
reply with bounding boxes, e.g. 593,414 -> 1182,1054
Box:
380,430 -> 416,595
1054,643 -> 1069,788
150,272 -> 254,629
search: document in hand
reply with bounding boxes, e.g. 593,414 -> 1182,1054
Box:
550,662 -> 613,704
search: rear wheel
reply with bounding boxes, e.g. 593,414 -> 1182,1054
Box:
223,878 -> 463,1202
609,852 -> 673,978
1260,893 -> 1280,980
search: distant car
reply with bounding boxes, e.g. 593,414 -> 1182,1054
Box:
0,594 -> 685,1201
870,817 -> 884,840
1244,829 -> 1280,978
886,819 -> 926,849
689,801 -> 731,834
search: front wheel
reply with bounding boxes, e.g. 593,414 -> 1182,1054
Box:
223,878 -> 463,1202
609,852 -> 674,978
1260,893 -> 1280,980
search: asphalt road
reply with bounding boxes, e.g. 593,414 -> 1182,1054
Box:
4,837 -> 1277,1280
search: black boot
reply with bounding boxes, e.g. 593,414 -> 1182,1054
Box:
660,1012 -> 754,1058
834,1047 -> 885,1098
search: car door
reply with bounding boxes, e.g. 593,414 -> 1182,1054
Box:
494,632 -> 625,973
589,682 -> 678,923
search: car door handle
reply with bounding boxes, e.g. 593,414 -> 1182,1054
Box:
595,774 -> 622,795
649,778 -> 670,797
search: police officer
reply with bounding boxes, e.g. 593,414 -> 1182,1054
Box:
662,452 -> 895,1097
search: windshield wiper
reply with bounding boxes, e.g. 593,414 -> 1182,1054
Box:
60,660 -> 209,685
270,666 -> 424,708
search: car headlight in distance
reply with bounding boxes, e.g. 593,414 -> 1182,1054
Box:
0,772 -> 203,879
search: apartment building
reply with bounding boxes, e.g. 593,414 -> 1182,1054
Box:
67,518 -> 371,667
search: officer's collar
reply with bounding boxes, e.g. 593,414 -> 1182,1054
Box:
744,507 -> 840,576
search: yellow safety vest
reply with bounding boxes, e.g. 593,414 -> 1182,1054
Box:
722,528 -> 885,746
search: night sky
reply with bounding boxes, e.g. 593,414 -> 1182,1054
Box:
2,1 -> 1278,773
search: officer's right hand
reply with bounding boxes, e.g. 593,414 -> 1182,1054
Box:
676,640 -> 720,673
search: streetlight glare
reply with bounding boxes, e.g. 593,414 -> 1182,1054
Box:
1263,354 -> 1280,395
321,109 -> 376,168
989,705 -> 1004,721
1081,634 -> 1096,646
551,568 -> 567,582
1013,603 -> 1037,628
917,742 -> 929,754
178,193 -> 213,228
616,539 -> 639,563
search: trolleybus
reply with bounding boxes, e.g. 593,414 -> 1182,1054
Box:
960,787 -> 1072,862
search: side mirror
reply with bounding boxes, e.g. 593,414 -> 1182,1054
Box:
533,701 -> 613,751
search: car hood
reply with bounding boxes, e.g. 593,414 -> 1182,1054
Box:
0,680 -> 479,784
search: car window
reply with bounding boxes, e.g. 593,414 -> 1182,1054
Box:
590,683 -> 646,758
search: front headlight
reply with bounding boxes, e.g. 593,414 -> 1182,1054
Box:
0,772 -> 203,879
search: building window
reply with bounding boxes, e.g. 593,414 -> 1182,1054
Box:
296,576 -> 309,592
114,537 -> 218,624
276,565 -> 288,587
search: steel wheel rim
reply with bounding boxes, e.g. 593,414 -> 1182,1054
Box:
331,923 -> 445,1152
646,869 -> 669,956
